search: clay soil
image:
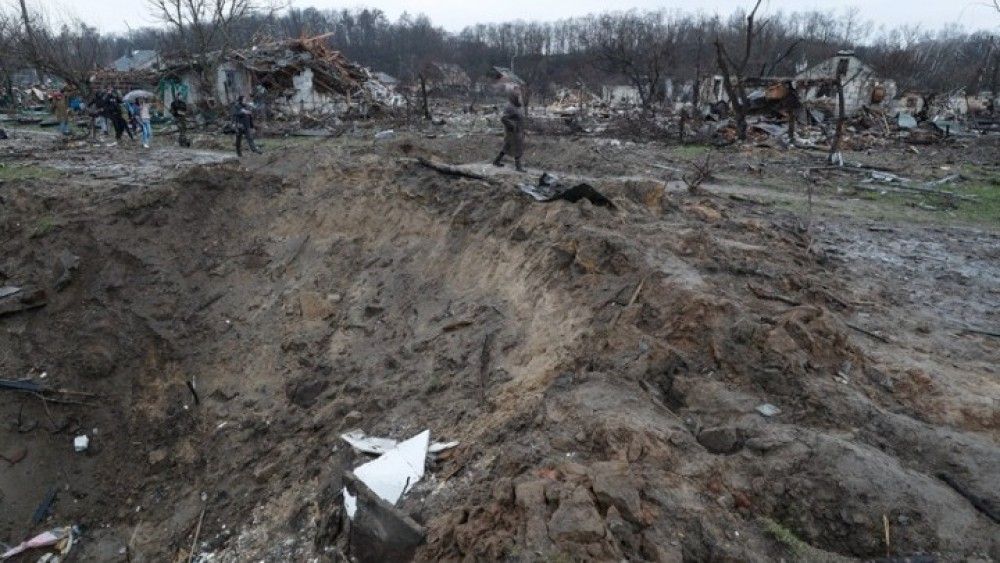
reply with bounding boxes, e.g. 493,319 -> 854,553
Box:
1,125 -> 997,562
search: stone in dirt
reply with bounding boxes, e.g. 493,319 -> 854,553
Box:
548,485 -> 606,543
514,479 -> 554,552
589,461 -> 643,524
697,426 -> 745,455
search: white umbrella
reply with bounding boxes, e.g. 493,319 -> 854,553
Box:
123,89 -> 156,102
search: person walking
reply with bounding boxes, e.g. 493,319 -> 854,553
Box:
493,91 -> 526,172
232,95 -> 262,157
103,89 -> 132,146
52,90 -> 70,136
170,95 -> 190,147
138,98 -> 152,148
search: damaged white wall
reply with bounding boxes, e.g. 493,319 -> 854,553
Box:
603,85 -> 642,106
276,67 -> 348,114
796,53 -> 896,115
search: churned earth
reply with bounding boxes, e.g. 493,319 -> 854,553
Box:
0,126 -> 997,562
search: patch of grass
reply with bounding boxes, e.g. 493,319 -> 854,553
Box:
30,216 -> 58,238
760,516 -> 811,556
670,144 -> 712,158
759,516 -> 852,562
0,164 -> 60,182
951,179 -> 1000,226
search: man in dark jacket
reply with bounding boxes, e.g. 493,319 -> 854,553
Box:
170,95 -> 190,147
102,89 -> 131,145
232,95 -> 261,157
493,91 -> 526,172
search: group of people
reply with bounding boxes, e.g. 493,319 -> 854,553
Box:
78,87 -> 259,156
87,87 -> 154,148
53,86 -> 524,163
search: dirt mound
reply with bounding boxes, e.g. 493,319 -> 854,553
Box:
1,134 -> 997,562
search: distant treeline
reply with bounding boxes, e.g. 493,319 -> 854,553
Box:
2,3 -> 998,102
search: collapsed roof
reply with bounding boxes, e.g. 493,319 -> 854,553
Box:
231,35 -> 370,97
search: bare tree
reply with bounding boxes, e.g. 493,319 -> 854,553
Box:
147,0 -> 271,105
0,8 -> 19,107
714,0 -> 764,140
14,0 -> 109,96
585,11 -> 678,114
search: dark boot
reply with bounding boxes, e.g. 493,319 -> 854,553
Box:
515,158 -> 525,172
493,152 -> 505,167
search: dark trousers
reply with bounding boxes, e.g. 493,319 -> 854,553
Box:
175,117 -> 190,146
109,114 -> 130,141
235,126 -> 260,156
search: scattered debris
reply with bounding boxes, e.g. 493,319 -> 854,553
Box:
341,431 -> 401,456
755,404 -> 782,417
0,287 -> 47,318
0,378 -> 98,406
343,430 -> 429,518
73,435 -> 89,453
0,286 -> 22,299
32,487 -> 59,525
519,173 -> 615,208
341,430 -> 458,458
1,526 -> 77,560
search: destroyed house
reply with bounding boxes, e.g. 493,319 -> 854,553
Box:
421,62 -> 473,95
160,36 -> 383,115
795,51 -> 895,115
491,66 -> 525,92
603,85 -> 642,107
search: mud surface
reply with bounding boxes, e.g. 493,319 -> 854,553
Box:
1,127 -> 997,562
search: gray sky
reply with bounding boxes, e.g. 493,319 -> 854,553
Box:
29,0 -> 1000,34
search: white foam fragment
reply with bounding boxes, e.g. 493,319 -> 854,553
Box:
341,430 -> 399,455
342,430 -> 431,519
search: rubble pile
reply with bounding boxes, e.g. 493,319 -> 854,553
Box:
234,37 -> 369,98
546,88 -> 602,117
234,36 -> 403,117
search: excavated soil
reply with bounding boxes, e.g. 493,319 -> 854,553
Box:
0,129 -> 998,562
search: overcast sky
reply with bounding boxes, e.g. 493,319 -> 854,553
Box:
29,0 -> 1000,35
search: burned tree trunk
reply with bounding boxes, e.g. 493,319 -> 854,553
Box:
715,40 -> 747,140
419,74 -> 431,121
